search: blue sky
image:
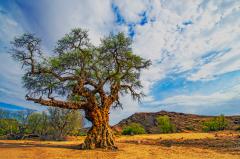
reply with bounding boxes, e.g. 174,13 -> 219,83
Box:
0,0 -> 240,124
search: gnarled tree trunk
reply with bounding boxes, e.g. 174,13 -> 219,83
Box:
82,107 -> 117,150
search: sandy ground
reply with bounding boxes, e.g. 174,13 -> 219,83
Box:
0,132 -> 239,159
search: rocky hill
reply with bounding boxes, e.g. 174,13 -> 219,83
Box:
113,111 -> 240,133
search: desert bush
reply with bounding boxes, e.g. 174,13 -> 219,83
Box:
156,115 -> 176,133
122,123 -> 146,135
202,114 -> 228,132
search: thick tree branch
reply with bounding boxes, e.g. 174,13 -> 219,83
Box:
26,95 -> 87,109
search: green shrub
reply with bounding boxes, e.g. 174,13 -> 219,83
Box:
202,115 -> 228,132
156,115 -> 176,133
122,123 -> 146,135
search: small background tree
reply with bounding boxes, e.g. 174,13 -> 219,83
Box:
27,111 -> 51,137
16,110 -> 34,135
48,107 -> 83,140
156,115 -> 176,133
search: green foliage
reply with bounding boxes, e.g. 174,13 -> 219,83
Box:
202,115 -> 228,132
0,119 -> 19,135
156,115 -> 176,133
122,123 -> 146,135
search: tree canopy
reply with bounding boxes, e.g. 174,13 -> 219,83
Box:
11,28 -> 151,111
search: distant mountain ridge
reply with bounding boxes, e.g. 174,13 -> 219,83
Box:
113,111 -> 240,133
0,102 -> 30,111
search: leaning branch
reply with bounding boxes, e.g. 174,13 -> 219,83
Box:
26,95 -> 86,109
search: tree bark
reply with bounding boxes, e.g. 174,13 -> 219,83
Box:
81,107 -> 117,150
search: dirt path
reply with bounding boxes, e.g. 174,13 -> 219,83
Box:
0,133 -> 239,159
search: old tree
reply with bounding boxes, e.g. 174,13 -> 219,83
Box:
11,28 -> 151,149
